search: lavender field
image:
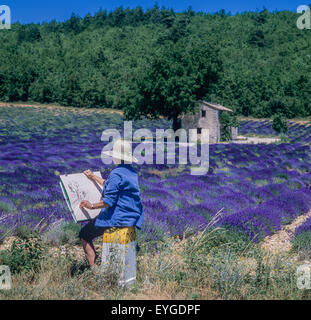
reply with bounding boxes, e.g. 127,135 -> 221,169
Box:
240,119 -> 311,144
1,106 -> 311,248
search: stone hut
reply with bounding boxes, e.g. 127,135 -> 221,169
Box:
180,100 -> 238,143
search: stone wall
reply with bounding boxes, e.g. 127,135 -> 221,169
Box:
180,102 -> 220,143
231,127 -> 238,140
180,111 -> 201,132
201,106 -> 220,143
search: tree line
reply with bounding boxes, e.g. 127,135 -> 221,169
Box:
0,5 -> 310,122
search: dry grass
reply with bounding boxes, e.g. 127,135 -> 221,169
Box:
1,215 -> 311,300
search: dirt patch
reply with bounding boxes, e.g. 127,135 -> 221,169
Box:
234,136 -> 280,144
0,102 -> 123,116
0,236 -> 18,251
260,210 -> 311,253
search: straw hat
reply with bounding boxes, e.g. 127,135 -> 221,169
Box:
102,139 -> 138,163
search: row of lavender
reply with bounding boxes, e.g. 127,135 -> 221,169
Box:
239,119 -> 311,144
1,106 -> 311,244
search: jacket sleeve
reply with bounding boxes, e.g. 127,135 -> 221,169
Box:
102,173 -> 122,207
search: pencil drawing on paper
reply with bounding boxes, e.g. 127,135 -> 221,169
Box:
67,181 -> 88,208
60,172 -> 103,222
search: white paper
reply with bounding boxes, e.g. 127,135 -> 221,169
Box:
60,172 -> 104,222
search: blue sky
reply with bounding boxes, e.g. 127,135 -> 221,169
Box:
2,0 -> 305,24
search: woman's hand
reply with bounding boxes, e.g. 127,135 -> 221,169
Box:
80,200 -> 93,210
83,169 -> 95,180
84,169 -> 106,187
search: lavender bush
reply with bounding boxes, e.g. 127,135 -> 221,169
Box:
293,217 -> 311,252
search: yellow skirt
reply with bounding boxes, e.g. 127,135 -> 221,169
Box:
102,226 -> 136,245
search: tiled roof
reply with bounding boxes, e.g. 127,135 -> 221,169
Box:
199,100 -> 233,112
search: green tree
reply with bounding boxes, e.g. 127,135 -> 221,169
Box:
17,24 -> 41,43
123,38 -> 222,130
63,13 -> 83,34
219,112 -> 240,141
272,113 -> 288,134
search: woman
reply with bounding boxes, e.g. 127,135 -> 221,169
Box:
79,139 -> 144,268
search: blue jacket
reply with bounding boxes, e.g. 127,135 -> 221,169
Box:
95,164 -> 144,229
